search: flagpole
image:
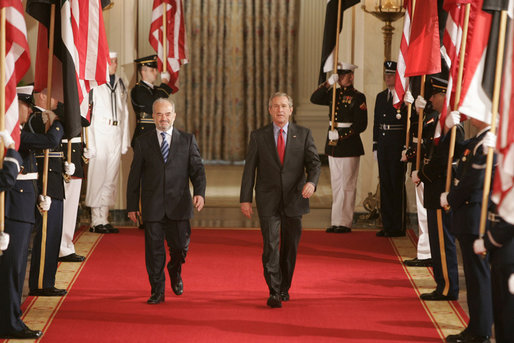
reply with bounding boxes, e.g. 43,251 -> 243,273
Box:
0,8 -> 6,253
415,75 -> 425,170
479,9 -> 508,238
39,3 -> 56,290
162,3 -> 167,73
328,0 -> 342,147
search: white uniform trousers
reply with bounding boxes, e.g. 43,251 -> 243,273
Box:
328,156 -> 360,228
91,206 -> 110,227
59,178 -> 82,257
415,182 -> 431,260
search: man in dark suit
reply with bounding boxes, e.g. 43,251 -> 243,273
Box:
240,92 -> 321,308
127,98 -> 206,305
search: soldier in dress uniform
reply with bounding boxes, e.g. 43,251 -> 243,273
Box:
0,86 -> 62,339
310,62 -> 368,233
411,75 -> 461,301
130,54 -> 172,147
441,115 -> 494,343
373,61 -> 407,237
27,91 -> 67,297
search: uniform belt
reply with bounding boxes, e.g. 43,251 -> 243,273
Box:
379,124 -> 404,131
17,172 -> 38,180
97,117 -> 119,126
35,152 -> 64,158
488,212 -> 500,223
61,137 -> 82,143
137,118 -> 155,124
329,121 -> 352,128
137,112 -> 152,119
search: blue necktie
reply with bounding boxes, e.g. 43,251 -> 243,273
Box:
160,132 -> 169,163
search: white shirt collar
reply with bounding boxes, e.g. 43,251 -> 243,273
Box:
142,80 -> 154,89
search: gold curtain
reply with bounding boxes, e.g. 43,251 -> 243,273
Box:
174,0 -> 298,161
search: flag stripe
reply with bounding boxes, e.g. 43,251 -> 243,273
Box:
393,0 -> 412,108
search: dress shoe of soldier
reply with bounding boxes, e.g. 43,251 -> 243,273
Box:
326,225 -> 338,233
89,224 -> 110,234
104,223 -> 119,233
267,294 -> 282,308
58,253 -> 86,262
29,287 -> 67,297
334,226 -> 351,233
280,291 -> 290,301
1,328 -> 42,339
147,293 -> 165,305
420,290 -> 457,301
139,223 -> 145,230
446,329 -> 490,343
404,257 -> 432,267
376,230 -> 386,237
171,276 -> 183,295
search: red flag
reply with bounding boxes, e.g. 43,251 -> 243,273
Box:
404,0 -> 441,77
149,0 -> 188,94
1,0 -> 30,150
393,0 -> 412,108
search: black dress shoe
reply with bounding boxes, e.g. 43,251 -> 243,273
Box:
147,293 -> 165,304
446,329 -> 490,343
267,294 -> 282,308
2,328 -> 43,339
334,226 -> 351,233
58,253 -> 86,262
404,257 -> 432,267
104,223 -> 119,233
326,225 -> 337,233
139,223 -> 145,230
376,230 -> 386,237
29,287 -> 67,297
89,224 -> 110,233
171,276 -> 183,295
280,291 -> 290,301
420,290 -> 457,301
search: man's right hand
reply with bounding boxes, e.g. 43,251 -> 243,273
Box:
0,130 -> 15,149
240,202 -> 253,219
83,147 -> 96,159
128,211 -> 140,224
43,110 -> 58,125
415,95 -> 426,112
327,73 -> 339,86
404,91 -> 414,104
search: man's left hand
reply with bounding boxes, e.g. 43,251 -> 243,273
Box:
302,182 -> 315,199
193,195 -> 204,212
64,161 -> 76,176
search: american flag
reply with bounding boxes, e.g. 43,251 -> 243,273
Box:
393,0 -> 412,109
1,0 -> 30,149
149,0 -> 188,94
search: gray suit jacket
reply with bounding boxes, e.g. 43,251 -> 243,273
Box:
240,123 -> 321,217
127,128 -> 206,221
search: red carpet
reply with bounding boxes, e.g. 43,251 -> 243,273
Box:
36,229 -> 444,342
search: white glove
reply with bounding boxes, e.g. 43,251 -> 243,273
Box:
38,195 -> 52,212
404,91 -> 414,104
482,131 -> 497,153
64,161 -> 75,176
328,129 -> 339,141
83,147 -> 96,159
373,150 -> 377,161
473,238 -> 486,255
0,232 -> 9,251
401,149 -> 407,162
415,95 -> 426,110
161,71 -> 170,82
42,110 -> 57,124
411,170 -> 420,184
327,73 -> 339,86
509,274 -> 514,294
0,130 -> 15,147
440,192 -> 449,208
445,111 -> 461,129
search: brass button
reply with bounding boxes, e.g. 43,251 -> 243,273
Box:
20,189 -> 24,192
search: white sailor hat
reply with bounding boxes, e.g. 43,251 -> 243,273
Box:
16,85 -> 34,105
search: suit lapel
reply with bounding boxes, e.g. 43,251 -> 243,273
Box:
167,128 -> 180,165
284,123 -> 297,166
265,124 -> 281,166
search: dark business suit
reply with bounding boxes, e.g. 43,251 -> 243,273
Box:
240,122 -> 321,296
126,128 -> 206,296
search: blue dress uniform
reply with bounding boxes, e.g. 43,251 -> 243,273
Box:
27,111 -> 66,294
445,128 -> 493,341
130,55 -> 172,147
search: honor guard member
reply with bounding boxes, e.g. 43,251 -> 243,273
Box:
441,115 -> 494,343
58,117 -> 90,262
130,54 -> 172,147
310,62 -> 368,233
373,61 -> 407,237
411,74 -> 461,301
0,86 -> 62,339
28,91 -> 67,297
85,52 -> 130,234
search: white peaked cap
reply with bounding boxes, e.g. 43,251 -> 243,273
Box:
16,85 -> 34,96
109,52 -> 117,59
337,62 -> 358,72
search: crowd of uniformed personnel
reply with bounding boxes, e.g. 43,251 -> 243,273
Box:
0,54 -> 512,342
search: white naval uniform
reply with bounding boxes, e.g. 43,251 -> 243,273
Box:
415,182 -> 431,260
85,75 -> 130,226
328,155 -> 360,228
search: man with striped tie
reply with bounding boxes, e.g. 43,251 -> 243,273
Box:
126,98 -> 206,305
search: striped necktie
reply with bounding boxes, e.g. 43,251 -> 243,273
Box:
160,132 -> 169,163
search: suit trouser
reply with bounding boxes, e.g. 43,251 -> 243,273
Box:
91,206 -> 110,227
0,219 -> 32,334
456,234 -> 493,336
426,209 -> 459,298
145,218 -> 190,295
29,198 -> 63,290
60,178 -> 82,257
259,212 -> 302,295
328,156 -> 360,227
415,183 -> 431,260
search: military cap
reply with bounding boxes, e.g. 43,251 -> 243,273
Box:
384,61 -> 397,74
337,62 -> 358,75
134,54 -> 158,68
16,85 -> 34,106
